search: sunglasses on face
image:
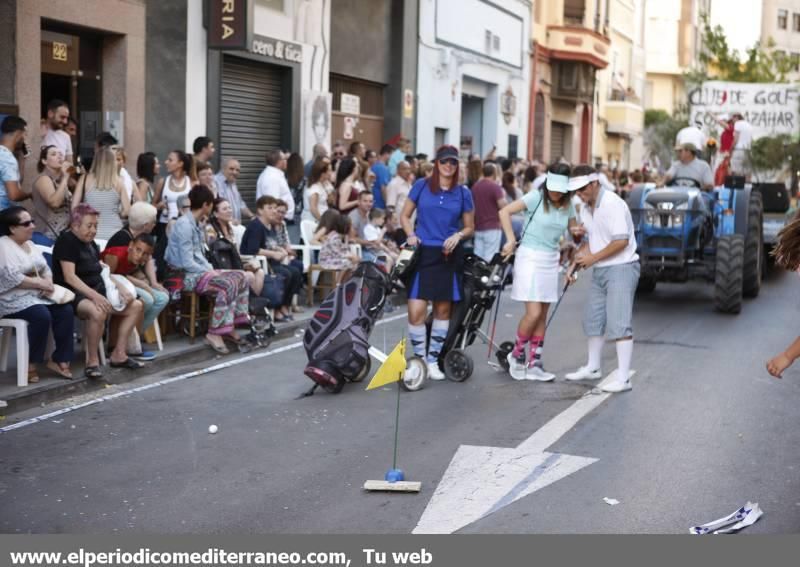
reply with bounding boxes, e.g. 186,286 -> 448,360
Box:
440,158 -> 459,167
16,220 -> 35,227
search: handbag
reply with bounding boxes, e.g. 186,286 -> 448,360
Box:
261,266 -> 286,307
33,264 -> 75,305
100,263 -> 137,312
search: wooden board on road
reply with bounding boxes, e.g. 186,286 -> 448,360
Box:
364,480 -> 422,492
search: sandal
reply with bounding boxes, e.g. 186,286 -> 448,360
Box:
273,314 -> 291,323
27,368 -> 40,384
84,366 -> 103,379
47,361 -> 73,380
204,338 -> 230,355
109,357 -> 145,369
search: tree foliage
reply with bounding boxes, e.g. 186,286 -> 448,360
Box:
685,12 -> 795,86
643,106 -> 690,170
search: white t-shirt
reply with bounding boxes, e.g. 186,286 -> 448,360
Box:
41,128 -> 73,159
256,166 -> 294,220
676,126 -> 706,151
733,120 -> 753,150
119,167 -> 135,203
363,223 -> 383,242
579,189 -> 638,268
302,181 -> 331,221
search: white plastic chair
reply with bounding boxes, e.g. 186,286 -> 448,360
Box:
0,319 -> 30,387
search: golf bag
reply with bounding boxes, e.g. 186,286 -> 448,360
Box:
303,261 -> 393,393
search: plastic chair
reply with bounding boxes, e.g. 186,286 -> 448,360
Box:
0,319 -> 30,387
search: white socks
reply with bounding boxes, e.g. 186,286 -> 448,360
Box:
615,339 -> 633,382
587,336 -> 604,371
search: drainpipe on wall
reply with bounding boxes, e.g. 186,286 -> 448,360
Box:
527,41 -> 538,161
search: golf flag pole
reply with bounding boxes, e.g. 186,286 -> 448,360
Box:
363,337 -> 421,492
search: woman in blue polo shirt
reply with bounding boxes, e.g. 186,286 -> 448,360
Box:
400,145 -> 475,380
499,162 -> 577,382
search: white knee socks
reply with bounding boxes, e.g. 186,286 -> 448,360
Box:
587,336 -> 604,371
615,339 -> 633,382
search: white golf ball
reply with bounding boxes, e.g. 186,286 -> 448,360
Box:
208,425 -> 218,434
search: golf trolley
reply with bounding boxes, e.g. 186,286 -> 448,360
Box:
400,252 -> 509,391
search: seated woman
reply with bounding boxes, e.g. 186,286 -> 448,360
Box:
207,197 -> 280,308
319,213 -> 360,282
31,145 -> 72,244
0,207 -> 75,382
52,204 -> 145,378
101,202 -> 167,357
165,185 -> 250,354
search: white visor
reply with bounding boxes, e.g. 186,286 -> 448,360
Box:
568,173 -> 599,192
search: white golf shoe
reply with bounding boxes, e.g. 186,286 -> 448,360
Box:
526,365 -> 556,382
599,369 -> 635,393
507,352 -> 527,381
427,361 -> 446,381
564,365 -> 602,381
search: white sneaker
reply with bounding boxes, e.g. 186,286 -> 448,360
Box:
526,366 -> 556,382
564,365 -> 602,381
427,361 -> 446,381
507,352 -> 526,381
599,369 -> 635,393
600,379 -> 632,393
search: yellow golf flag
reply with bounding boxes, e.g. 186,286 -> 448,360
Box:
366,338 -> 407,390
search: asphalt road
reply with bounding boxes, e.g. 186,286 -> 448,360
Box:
1,267 -> 799,534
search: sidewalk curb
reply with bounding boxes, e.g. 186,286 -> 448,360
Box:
0,315 -> 311,417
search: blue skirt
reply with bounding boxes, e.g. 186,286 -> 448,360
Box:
408,245 -> 464,302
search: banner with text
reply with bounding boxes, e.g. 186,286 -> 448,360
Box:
688,81 -> 800,138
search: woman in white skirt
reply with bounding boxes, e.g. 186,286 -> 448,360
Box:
499,162 -> 577,381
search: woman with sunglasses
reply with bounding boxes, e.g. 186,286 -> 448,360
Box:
400,145 -> 475,380
0,207 -> 75,382
499,162 -> 577,381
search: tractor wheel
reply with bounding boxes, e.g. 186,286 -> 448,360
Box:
714,234 -> 745,314
743,190 -> 764,298
637,276 -> 656,293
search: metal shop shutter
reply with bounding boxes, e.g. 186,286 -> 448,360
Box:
220,55 -> 284,208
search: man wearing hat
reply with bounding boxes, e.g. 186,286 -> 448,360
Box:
675,120 -> 706,157
664,142 -> 714,191
565,164 -> 639,393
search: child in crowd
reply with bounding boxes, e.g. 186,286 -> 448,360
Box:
362,208 -> 396,271
311,209 -> 341,245
318,213 -> 360,281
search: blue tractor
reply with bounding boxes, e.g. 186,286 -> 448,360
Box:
627,177 -> 764,314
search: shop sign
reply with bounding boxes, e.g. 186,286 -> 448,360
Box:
250,35 -> 303,63
208,0 -> 253,50
340,93 -> 360,116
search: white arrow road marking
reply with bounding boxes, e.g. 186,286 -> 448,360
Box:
412,371 -> 635,534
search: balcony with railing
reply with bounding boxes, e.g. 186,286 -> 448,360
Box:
604,94 -> 644,137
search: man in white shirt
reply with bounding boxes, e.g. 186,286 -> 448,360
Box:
385,160 -> 412,213
41,99 -> 73,163
730,113 -> 753,176
676,120 -> 706,157
565,165 -> 640,393
256,149 -> 294,221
